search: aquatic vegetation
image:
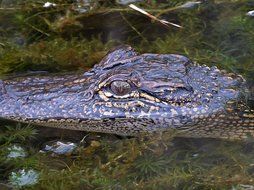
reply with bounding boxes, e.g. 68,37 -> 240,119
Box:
0,38 -> 115,74
132,153 -> 169,180
0,124 -> 254,189
0,124 -> 37,145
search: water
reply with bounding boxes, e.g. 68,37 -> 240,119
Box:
0,0 -> 254,189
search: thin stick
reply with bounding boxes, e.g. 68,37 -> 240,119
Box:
129,4 -> 182,28
120,12 -> 148,42
25,22 -> 50,36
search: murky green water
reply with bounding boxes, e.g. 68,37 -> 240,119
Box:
0,0 -> 254,189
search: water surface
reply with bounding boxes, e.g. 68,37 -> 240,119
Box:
0,0 -> 254,189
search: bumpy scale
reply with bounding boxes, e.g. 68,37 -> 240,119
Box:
0,46 -> 253,139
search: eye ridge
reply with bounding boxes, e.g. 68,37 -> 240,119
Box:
110,80 -> 132,96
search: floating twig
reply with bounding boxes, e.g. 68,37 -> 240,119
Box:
129,4 -> 182,28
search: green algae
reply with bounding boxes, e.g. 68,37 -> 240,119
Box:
0,0 -> 254,189
1,125 -> 254,189
0,38 -> 114,74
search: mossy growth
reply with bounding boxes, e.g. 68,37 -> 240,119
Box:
0,38 -> 117,74
0,0 -> 253,80
1,125 -> 254,189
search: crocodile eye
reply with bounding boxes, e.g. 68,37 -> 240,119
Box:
110,80 -> 131,96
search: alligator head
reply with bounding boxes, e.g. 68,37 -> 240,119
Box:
0,46 -> 253,139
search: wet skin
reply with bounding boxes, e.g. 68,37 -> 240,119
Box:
0,46 -> 253,139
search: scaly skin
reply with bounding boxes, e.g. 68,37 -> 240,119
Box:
0,46 -> 253,139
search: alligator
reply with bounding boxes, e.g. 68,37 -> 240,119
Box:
0,46 -> 253,139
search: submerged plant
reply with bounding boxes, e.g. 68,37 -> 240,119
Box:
0,38 -> 115,75
0,124 -> 37,146
132,153 -> 169,180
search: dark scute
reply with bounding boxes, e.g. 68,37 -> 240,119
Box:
97,45 -> 138,69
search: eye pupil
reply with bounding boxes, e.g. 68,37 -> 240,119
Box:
110,81 -> 131,96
